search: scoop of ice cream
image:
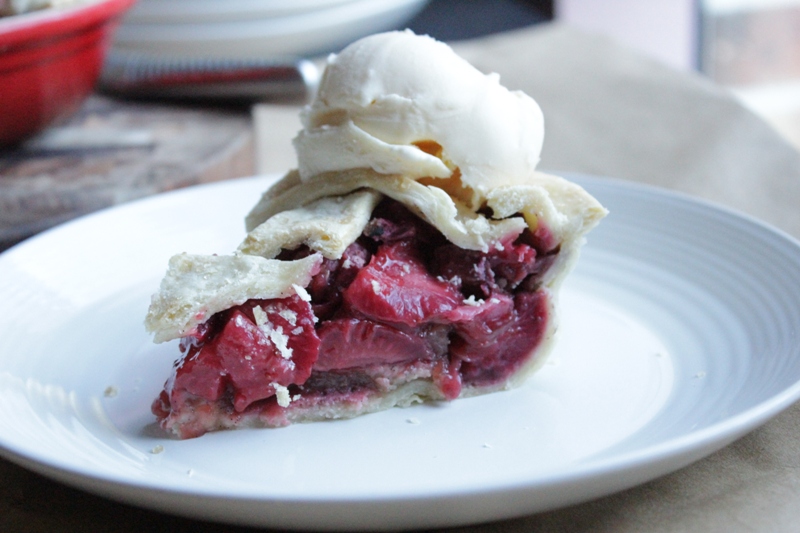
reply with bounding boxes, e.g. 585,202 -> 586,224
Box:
293,30 -> 545,209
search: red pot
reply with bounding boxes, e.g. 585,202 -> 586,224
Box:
0,0 -> 136,147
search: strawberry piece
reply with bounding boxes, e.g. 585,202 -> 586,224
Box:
307,241 -> 371,321
488,238 -> 539,288
316,318 -> 448,371
444,292 -> 515,338
164,296 -> 320,414
433,236 -> 542,295
453,291 -> 548,386
163,341 -> 228,417
344,240 -> 461,327
214,311 -> 294,412
433,245 -> 494,298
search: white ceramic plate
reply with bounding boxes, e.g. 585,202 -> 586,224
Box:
123,0 -> 361,24
113,0 -> 429,59
1,174 -> 800,530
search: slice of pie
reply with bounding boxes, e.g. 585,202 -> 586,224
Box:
145,31 -> 607,439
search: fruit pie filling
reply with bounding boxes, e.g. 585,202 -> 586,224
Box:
153,198 -> 559,438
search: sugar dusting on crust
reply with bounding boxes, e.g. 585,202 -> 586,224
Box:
146,253 -> 322,343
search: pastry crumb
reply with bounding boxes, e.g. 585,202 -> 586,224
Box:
268,325 -> 293,360
103,386 -> 118,398
273,383 -> 292,407
253,305 -> 268,326
482,443 -> 493,449
694,371 -> 707,379
406,417 -> 421,425
292,283 -> 312,302
150,445 -> 164,454
463,294 -> 484,306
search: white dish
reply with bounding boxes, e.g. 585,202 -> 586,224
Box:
1,174 -> 800,530
124,0 -> 360,24
113,0 -> 430,59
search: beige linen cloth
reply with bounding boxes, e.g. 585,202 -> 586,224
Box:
4,23 -> 800,533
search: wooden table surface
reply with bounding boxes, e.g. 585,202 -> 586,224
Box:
0,95 -> 255,251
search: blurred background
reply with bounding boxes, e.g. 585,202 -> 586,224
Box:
3,0 -> 799,149
106,0 -> 800,147
554,0 -> 800,150
410,0 -> 799,148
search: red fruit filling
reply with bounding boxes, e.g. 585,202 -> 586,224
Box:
344,240 -> 463,327
154,198 -> 559,438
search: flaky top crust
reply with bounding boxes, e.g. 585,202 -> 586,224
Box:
146,168 -> 606,344
245,168 -> 607,253
145,253 -> 321,343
